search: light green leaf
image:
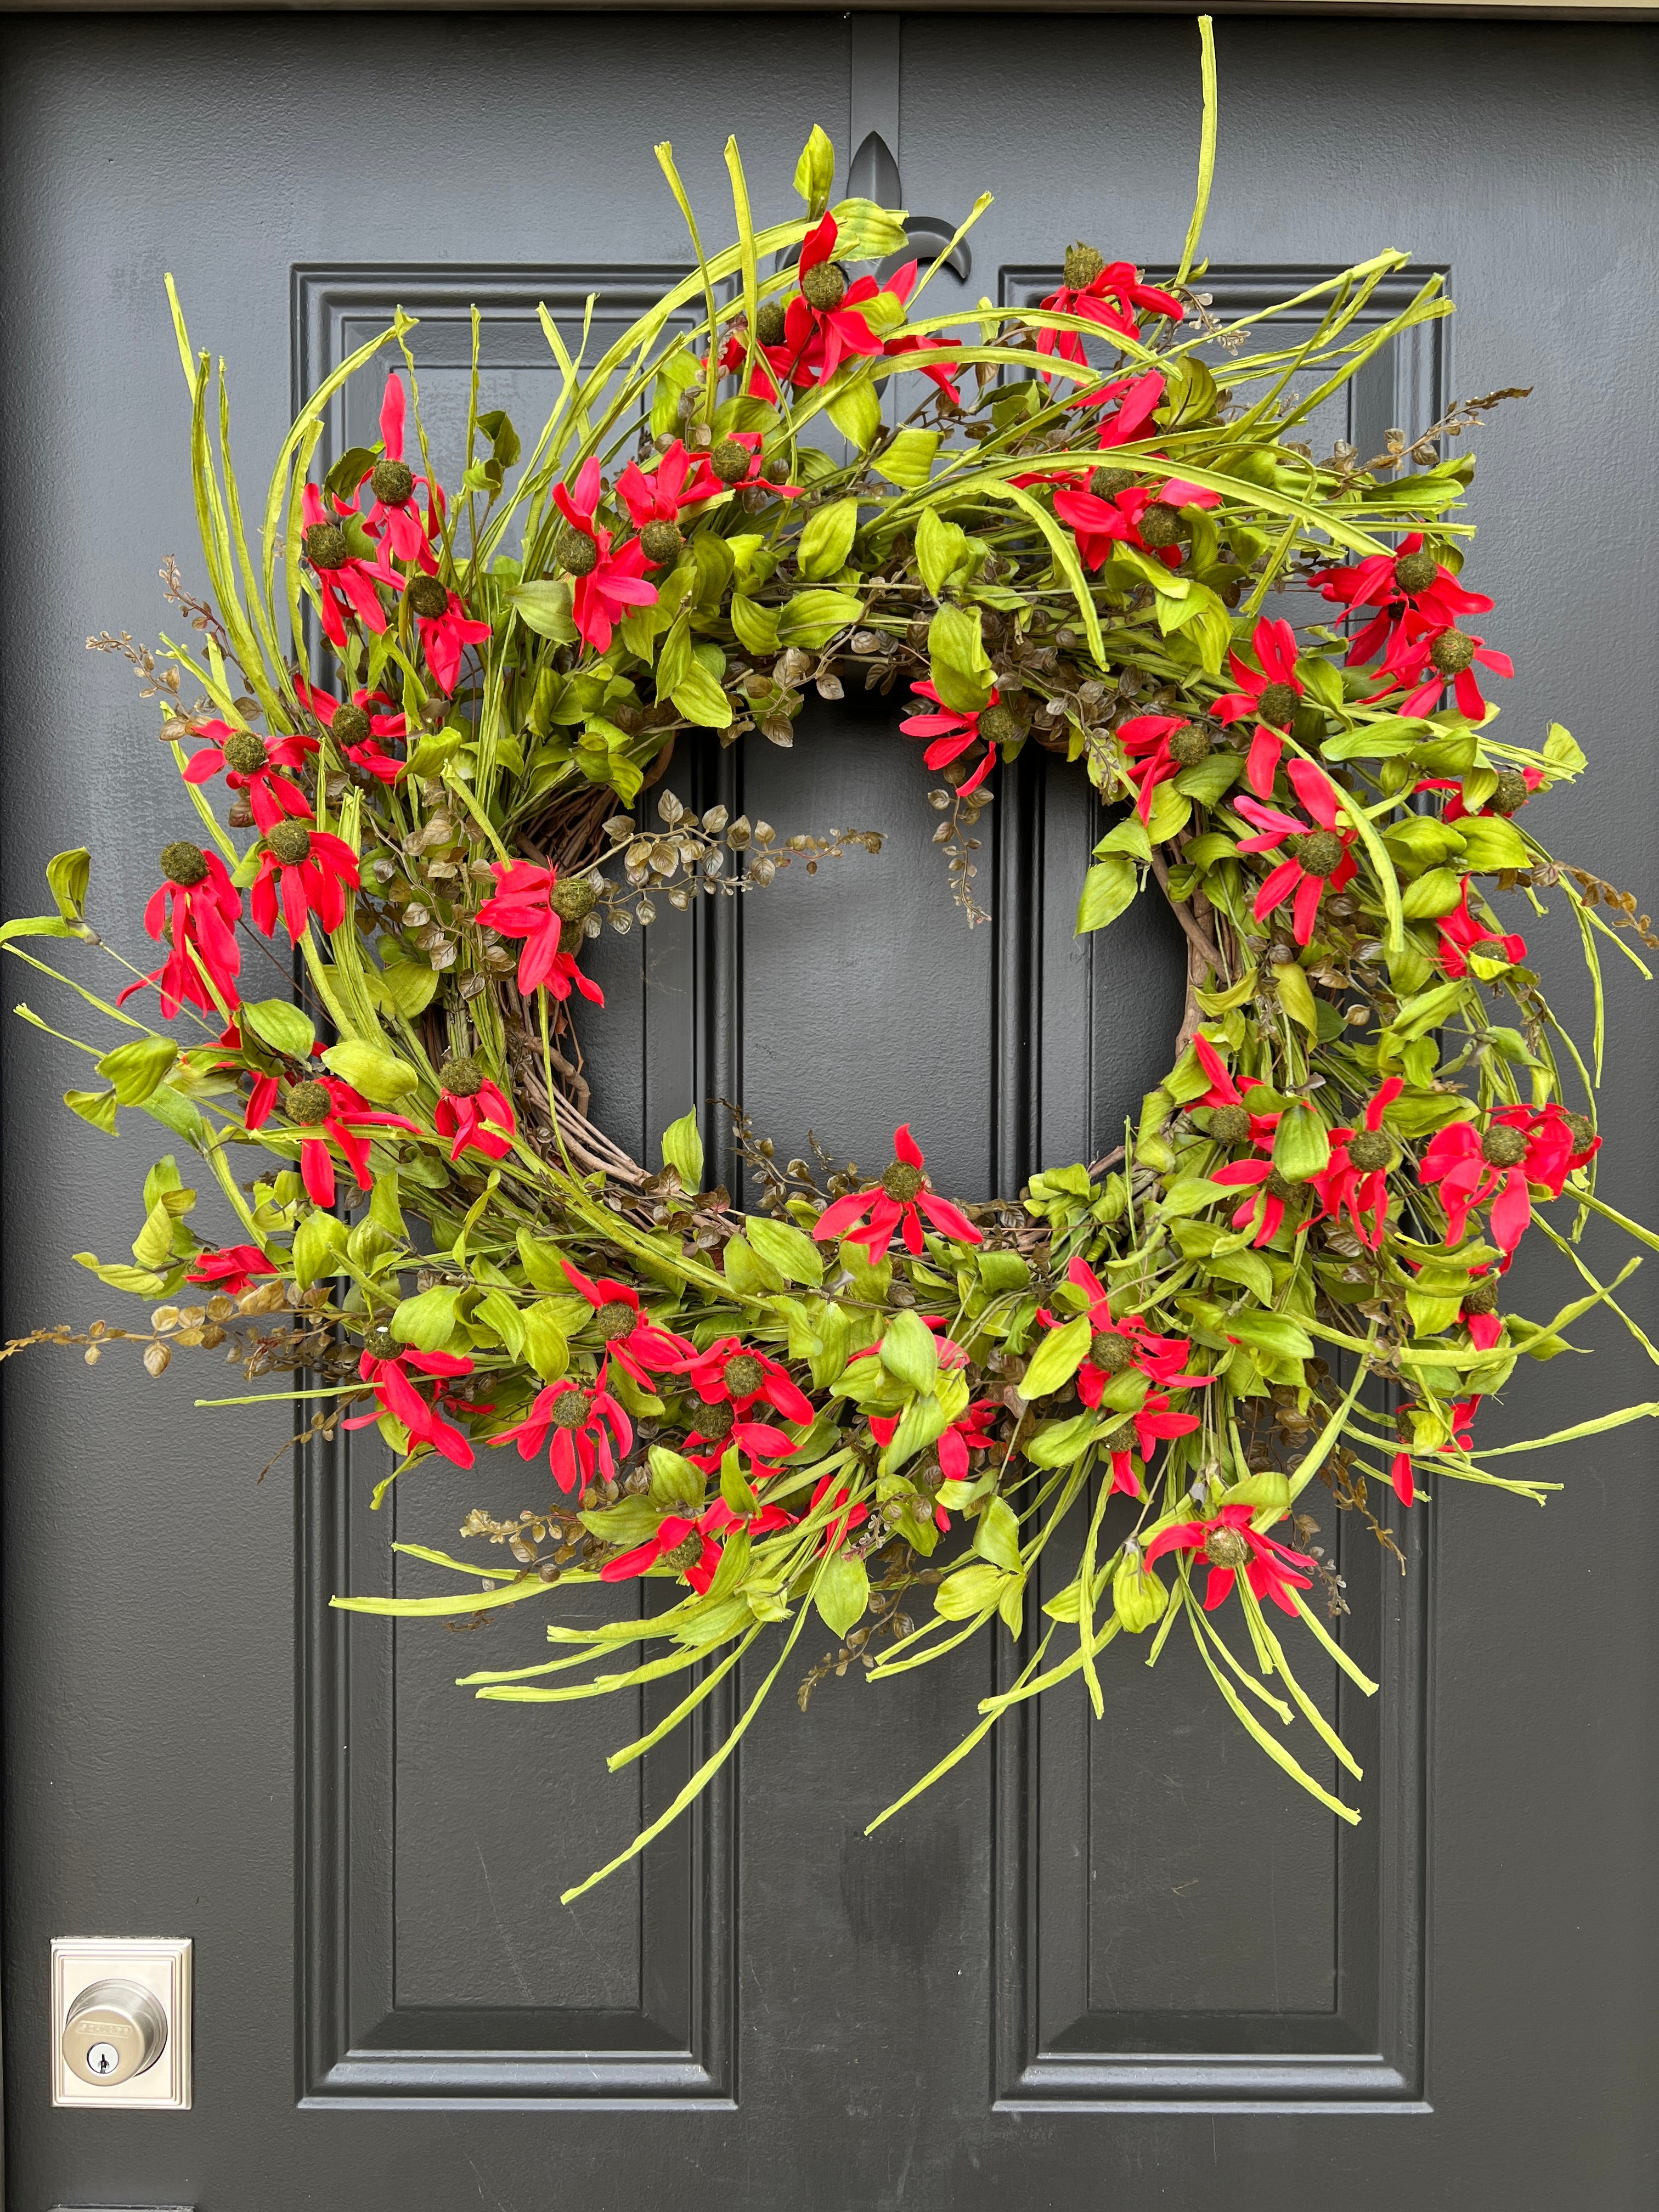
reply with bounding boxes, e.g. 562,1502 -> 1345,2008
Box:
510,578 -> 579,643
815,1550 -> 870,1638
872,428 -> 941,489
1076,854 -> 1139,935
670,658 -> 733,730
292,1207 -> 349,1288
746,1214 -> 823,1286
65,1087 -> 119,1135
392,1285 -> 461,1352
974,1496 -> 1023,1572
927,601 -> 994,715
1021,1312 -> 1091,1398
324,1039 -> 420,1103
776,588 -> 864,650
46,848 -> 91,922
880,1308 -> 939,1393
797,497 -> 859,580
95,1036 -> 177,1105
241,997 -> 317,1059
823,370 -> 883,450
660,1105 -> 704,1190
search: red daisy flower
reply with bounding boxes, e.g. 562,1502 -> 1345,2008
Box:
1234,759 -> 1358,945
250,822 -> 361,941
359,373 -> 432,565
812,1124 -> 982,1260
551,458 -> 658,652
300,482 -> 391,651
349,1341 -> 477,1468
182,719 -> 317,834
1436,878 -> 1527,980
1035,247 -> 1184,368
600,1491 -> 797,1595
119,840 -> 242,1020
615,438 -> 722,550
868,1396 -> 997,1528
559,1259 -> 694,1388
1191,1035 -> 1282,1148
433,1056 -> 516,1164
185,1243 -> 276,1299
1116,713 -> 1199,822
900,681 -> 1010,794
1420,1102 -> 1593,1254
1311,531 -> 1493,668
1212,617 -> 1305,798
245,1071 -> 417,1207
765,214 -> 888,389
1413,764 -> 1543,825
475,860 -> 605,1005
498,1367 -> 631,1496
400,574 -> 493,697
1210,1141 -> 1302,1249
1377,619 -> 1514,724
294,675 -> 409,787
1144,1500 -> 1317,1616
1307,1077 -> 1404,1250
677,1336 -> 812,1430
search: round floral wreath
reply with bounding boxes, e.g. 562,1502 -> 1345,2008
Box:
18,31 -> 1657,1898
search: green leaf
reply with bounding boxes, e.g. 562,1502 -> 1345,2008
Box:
828,198 -> 912,258
719,1444 -> 759,1517
649,1445 -> 706,1510
729,592 -> 780,656
1400,866 -> 1465,921
46,848 -> 90,922
1271,1099 -> 1331,1183
0,914 -> 77,948
95,1036 -> 177,1105
1076,854 -> 1138,935
879,1308 -> 939,1393
65,1086 -> 119,1135
669,658 -> 733,730
815,1550 -> 871,1639
797,497 -> 860,580
793,124 -> 836,216
1224,1308 -> 1314,1362
1544,721 -> 1586,775
510,579 -> 578,644
916,507 -> 973,596
776,588 -> 864,650
723,1234 -> 785,1296
659,1105 -> 704,1190
368,958 -> 441,1021
1021,1312 -> 1091,1398
393,1285 -> 461,1352
746,1214 -> 823,1286
872,428 -> 940,490
520,1300 -> 570,1383
578,1497 -> 661,1547
973,1497 -> 1023,1572
73,1251 -> 176,1297
1025,1410 -> 1097,1469
473,1287 -> 526,1358
1455,814 -> 1531,873
241,997 -> 317,1059
293,1207 -> 349,1288
323,1039 -> 420,1103
1273,959 -> 1318,1034
927,602 -> 994,715
933,1562 -> 1006,1620
823,370 -> 883,451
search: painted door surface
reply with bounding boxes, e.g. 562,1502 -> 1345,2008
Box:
3,12 -> 1655,2209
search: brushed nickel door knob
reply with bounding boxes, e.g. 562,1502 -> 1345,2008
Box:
61,1977 -> 168,2087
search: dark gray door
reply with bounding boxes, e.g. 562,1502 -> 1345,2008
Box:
4,12 -> 1655,2209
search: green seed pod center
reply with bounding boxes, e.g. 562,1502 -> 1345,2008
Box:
1207,1104 -> 1253,1146
755,299 -> 788,348
1482,1124 -> 1530,1169
696,1399 -> 736,1440
1347,1128 -> 1394,1172
1393,547 -> 1438,595
977,704 -> 1020,747
285,1079 -> 332,1126
1256,680 -> 1300,727
1088,464 -> 1135,499
1491,770 -> 1531,815
267,820 -> 313,866
1063,241 -> 1105,290
438,1054 -> 484,1098
708,438 -> 752,484
723,1353 -> 766,1399
663,1532 -> 704,1571
371,458 -> 415,508
1205,1526 -> 1253,1570
303,522 -> 350,571
1430,628 -> 1477,676
223,730 -> 268,776
1137,502 -> 1182,548
1101,1422 -> 1137,1454
1463,1277 -> 1500,1315
593,1300 -> 636,1341
160,839 -> 210,888
363,1327 -> 400,1361
1295,829 -> 1346,877
1167,725 -> 1212,767
800,262 -> 846,312
881,1161 -> 926,1203
640,518 -> 685,565
548,876 -> 597,923
406,573 -> 450,618
330,702 -> 373,746
1563,1110 -> 1595,1152
1090,1330 -> 1135,1374
549,1390 -> 592,1430
555,528 -> 599,578
1266,1169 -> 1296,1202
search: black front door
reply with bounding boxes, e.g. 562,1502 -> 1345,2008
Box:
4,12 -> 1656,2208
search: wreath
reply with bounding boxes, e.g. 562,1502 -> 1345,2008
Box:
14,25 -> 1656,1900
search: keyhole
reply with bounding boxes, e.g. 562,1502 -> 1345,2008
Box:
87,2041 -> 120,2076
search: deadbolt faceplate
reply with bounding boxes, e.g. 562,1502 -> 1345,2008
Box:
51,1938 -> 192,2109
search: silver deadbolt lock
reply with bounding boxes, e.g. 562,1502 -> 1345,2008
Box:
51,1938 -> 192,2107
61,1977 -> 168,2087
